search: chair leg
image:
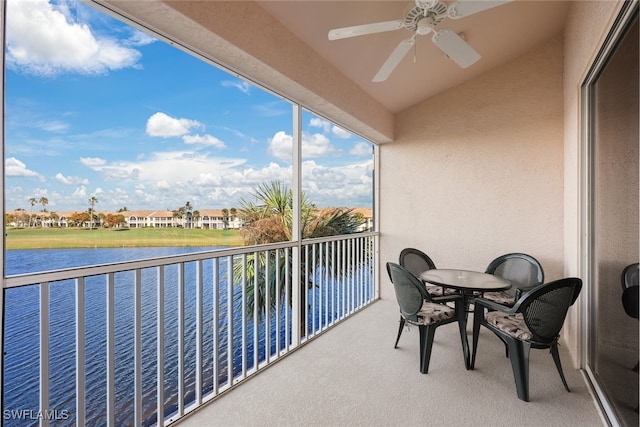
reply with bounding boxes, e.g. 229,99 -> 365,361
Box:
550,343 -> 570,392
419,325 -> 437,374
394,317 -> 405,349
506,339 -> 531,402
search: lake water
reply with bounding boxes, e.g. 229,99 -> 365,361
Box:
3,247 -> 286,426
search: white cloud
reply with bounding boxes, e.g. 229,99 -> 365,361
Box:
309,117 -> 352,139
182,134 -> 226,149
303,133 -> 337,158
268,131 -> 339,162
72,185 -> 87,198
268,131 -> 293,161
146,112 -> 203,138
5,157 -> 43,179
6,0 -> 143,76
55,172 -> 89,185
221,79 -> 251,94
332,126 -> 352,139
309,117 -> 331,132
349,141 -> 372,156
80,157 -> 107,167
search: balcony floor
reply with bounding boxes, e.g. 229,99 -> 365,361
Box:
177,298 -> 604,426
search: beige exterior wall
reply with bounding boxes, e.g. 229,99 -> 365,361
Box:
380,36 -> 564,296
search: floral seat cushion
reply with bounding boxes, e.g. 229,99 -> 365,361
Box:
482,290 -> 515,306
485,311 -> 532,341
426,283 -> 459,297
407,302 -> 455,325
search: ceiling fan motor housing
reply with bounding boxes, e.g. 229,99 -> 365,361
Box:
404,1 -> 447,32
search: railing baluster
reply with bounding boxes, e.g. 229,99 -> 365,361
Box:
106,273 -> 115,427
39,282 -> 50,427
265,251 -> 271,361
212,258 -> 219,395
177,263 -> 184,416
275,248 -> 280,357
134,269 -> 142,426
241,254 -> 247,377
195,260 -> 203,406
304,245 -> 309,339
311,244 -> 316,336
76,277 -> 85,425
226,256 -> 234,384
253,251 -> 258,370
285,248 -> 290,351
157,266 -> 165,426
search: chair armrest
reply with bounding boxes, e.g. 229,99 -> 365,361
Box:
431,293 -> 463,304
514,285 -> 538,301
473,297 -> 518,314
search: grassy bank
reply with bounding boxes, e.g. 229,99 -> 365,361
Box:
5,227 -> 244,250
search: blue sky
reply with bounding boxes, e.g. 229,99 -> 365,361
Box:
4,0 -> 374,213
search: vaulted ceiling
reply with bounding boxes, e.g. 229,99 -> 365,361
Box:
257,1 -> 570,113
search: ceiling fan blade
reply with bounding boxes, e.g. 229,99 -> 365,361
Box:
328,20 -> 404,40
447,0 -> 513,19
372,38 -> 415,82
432,28 -> 480,68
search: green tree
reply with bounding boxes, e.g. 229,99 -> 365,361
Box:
234,180 -> 363,334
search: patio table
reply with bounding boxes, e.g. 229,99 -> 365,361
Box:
420,269 -> 512,301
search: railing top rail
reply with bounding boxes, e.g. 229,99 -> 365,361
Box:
3,232 -> 377,289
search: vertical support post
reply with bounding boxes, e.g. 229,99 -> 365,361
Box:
291,103 -> 302,348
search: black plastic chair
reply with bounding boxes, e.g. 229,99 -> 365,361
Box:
470,277 -> 582,401
621,263 -> 639,374
482,253 -> 545,307
396,248 -> 443,348
387,262 -> 469,373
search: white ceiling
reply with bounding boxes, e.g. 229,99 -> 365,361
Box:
257,0 -> 570,113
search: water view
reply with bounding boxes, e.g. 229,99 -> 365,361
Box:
3,246 -> 290,426
3,243 -> 373,426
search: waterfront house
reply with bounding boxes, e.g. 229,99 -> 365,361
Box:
1,1 -> 637,426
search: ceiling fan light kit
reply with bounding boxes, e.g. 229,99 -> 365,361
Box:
328,0 -> 513,82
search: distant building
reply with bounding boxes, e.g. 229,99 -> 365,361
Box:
5,207 -> 373,231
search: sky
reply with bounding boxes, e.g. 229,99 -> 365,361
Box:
3,0 -> 374,214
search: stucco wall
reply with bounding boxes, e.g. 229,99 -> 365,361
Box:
380,36 -> 564,300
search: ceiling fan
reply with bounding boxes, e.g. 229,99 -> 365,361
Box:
328,0 -> 513,82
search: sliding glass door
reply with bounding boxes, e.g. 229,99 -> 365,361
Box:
584,6 -> 638,426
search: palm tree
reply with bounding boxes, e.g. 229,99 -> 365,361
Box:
222,208 -> 229,230
88,196 -> 98,230
28,197 -> 37,227
234,180 -> 363,335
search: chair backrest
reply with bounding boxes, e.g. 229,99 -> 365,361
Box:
621,263 -> 639,290
387,262 -> 430,322
399,248 -> 436,280
517,277 -> 582,343
622,285 -> 639,319
485,253 -> 544,297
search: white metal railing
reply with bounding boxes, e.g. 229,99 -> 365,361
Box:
2,233 -> 377,426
